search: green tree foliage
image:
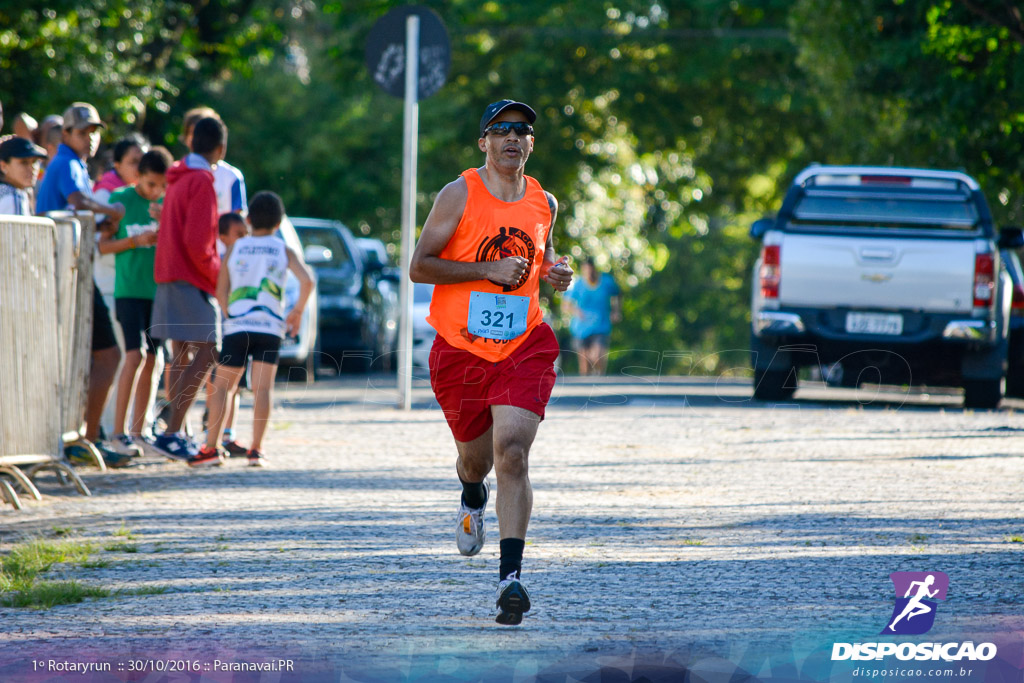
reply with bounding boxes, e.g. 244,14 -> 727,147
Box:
0,1 -> 288,137
790,0 -> 1024,223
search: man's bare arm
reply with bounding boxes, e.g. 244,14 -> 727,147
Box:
540,191 -> 572,292
409,178 -> 527,286
66,190 -> 125,231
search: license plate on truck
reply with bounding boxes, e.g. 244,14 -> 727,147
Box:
845,312 -> 904,335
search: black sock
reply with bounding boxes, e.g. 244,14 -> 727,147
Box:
459,476 -> 487,509
499,538 -> 525,580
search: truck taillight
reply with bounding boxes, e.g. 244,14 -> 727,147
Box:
973,252 -> 995,308
760,245 -> 781,300
1013,284 -> 1024,311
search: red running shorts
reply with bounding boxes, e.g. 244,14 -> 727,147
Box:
429,323 -> 560,443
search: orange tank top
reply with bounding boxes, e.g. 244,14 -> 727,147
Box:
426,168 -> 552,362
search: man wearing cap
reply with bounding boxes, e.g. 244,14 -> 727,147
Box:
36,102 -> 125,224
411,99 -> 574,625
0,137 -> 47,215
36,102 -> 131,468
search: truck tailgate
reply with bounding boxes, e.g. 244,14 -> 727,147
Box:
778,234 -> 976,313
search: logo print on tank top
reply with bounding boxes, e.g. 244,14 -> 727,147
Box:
475,226 -> 536,292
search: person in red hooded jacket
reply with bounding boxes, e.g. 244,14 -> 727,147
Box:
149,116 -> 227,463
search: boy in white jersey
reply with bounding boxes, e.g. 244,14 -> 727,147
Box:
195,191 -> 313,467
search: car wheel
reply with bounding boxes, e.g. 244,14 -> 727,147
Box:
962,378 -> 1003,410
752,367 -> 797,401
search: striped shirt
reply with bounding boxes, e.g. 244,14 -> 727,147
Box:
0,182 -> 31,216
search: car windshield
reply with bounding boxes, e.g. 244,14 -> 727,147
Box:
296,227 -> 352,269
792,188 -> 980,230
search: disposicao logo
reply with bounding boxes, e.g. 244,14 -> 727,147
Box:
882,571 -> 948,635
831,572 -> 997,662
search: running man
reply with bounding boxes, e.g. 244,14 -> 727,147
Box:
410,99 -> 573,625
887,574 -> 939,632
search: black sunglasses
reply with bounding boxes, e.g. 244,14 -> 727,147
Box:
484,121 -> 534,137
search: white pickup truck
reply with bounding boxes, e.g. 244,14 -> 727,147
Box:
749,165 -> 1024,408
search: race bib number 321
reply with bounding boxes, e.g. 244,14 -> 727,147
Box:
467,291 -> 529,340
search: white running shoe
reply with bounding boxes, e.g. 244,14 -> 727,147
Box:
108,433 -> 143,458
456,480 -> 489,556
495,572 -> 531,626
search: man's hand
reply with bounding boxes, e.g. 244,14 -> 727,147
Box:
489,256 -> 530,286
541,256 -> 573,292
135,229 -> 159,247
149,202 -> 162,221
285,308 -> 303,337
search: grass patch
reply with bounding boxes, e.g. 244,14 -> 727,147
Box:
0,538 -> 105,609
1,581 -> 111,609
79,559 -> 112,569
104,542 -> 138,553
0,538 -> 97,591
682,539 -> 705,546
1007,536 -> 1024,543
1,533 -> 168,609
112,524 -> 137,540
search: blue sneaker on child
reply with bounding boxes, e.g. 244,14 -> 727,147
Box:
152,432 -> 198,461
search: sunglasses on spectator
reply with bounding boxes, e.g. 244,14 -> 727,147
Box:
484,122 -> 534,137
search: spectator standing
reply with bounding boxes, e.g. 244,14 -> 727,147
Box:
180,108 -> 248,444
93,134 -> 147,202
200,192 -> 313,467
210,212 -> 250,456
182,107 -> 247,215
149,116 -> 226,462
93,134 -> 149,313
38,116 -> 63,167
0,137 -> 47,215
563,257 -> 621,376
36,102 -> 130,468
99,147 -> 173,458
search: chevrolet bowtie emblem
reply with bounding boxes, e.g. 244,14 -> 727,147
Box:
862,272 -> 893,283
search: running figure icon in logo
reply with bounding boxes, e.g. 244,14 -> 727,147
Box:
882,571 -> 949,635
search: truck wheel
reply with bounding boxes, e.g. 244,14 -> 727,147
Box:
963,378 -> 1003,410
753,368 -> 797,401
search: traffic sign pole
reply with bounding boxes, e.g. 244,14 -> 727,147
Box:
397,14 -> 419,411
366,5 -> 448,411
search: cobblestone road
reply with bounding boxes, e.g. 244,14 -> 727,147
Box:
2,375 -> 1023,681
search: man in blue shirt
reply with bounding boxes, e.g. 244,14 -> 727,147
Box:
564,257 -> 622,375
37,102 -> 132,468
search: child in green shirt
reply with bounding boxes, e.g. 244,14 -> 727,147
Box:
98,147 -> 174,458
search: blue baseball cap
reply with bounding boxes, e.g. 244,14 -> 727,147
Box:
0,136 -> 47,161
479,99 -> 536,137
